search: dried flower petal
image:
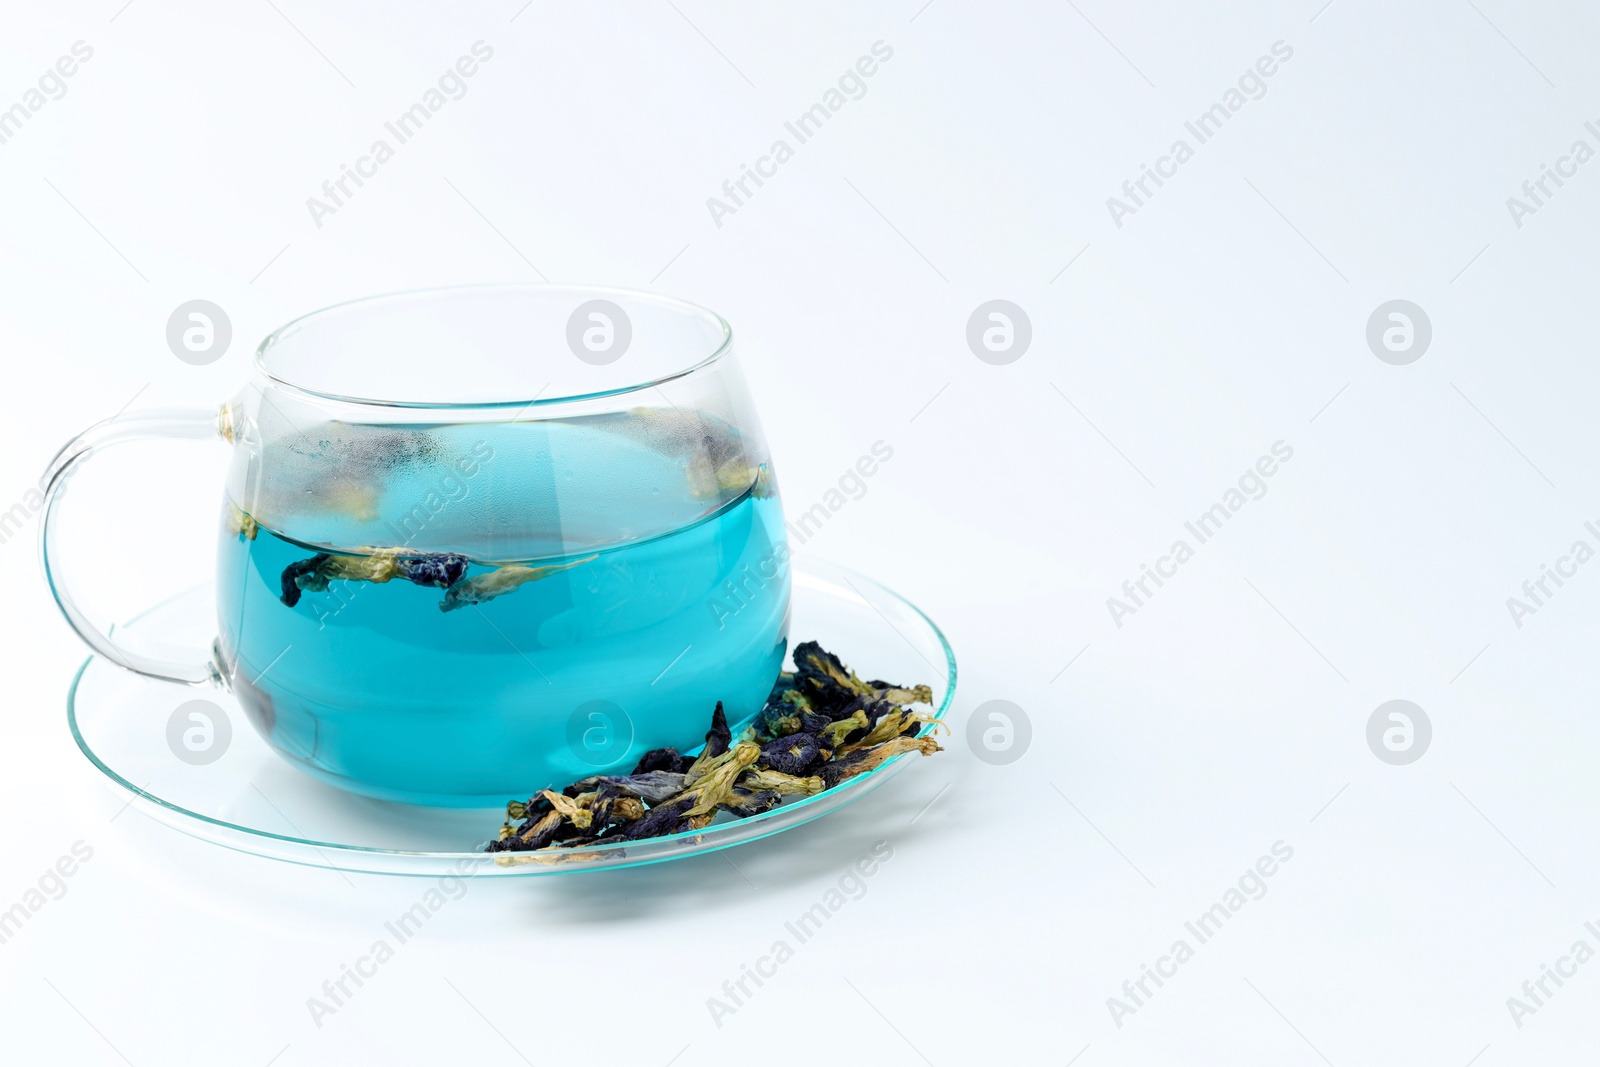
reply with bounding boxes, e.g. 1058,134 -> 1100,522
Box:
401,554 -> 470,589
758,732 -> 828,776
568,771 -> 689,805
631,747 -> 686,775
683,702 -> 732,781
720,787 -> 783,818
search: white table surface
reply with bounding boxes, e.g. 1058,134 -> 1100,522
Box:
2,2 -> 1596,1063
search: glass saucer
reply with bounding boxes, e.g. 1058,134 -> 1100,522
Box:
67,558 -> 956,877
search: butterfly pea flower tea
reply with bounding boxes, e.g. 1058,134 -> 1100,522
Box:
41,286 -> 794,806
218,403 -> 788,805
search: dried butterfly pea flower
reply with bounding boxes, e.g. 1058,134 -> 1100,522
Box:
568,771 -> 689,805
787,690 -> 820,715
539,789 -> 596,830
686,449 -> 760,501
793,641 -> 861,685
301,549 -> 403,591
790,643 -> 935,722
437,554 -> 597,612
755,704 -> 842,744
566,408 -> 761,504
679,742 -> 761,819
683,811 -> 723,833
819,709 -> 871,748
835,708 -> 944,757
483,642 -> 940,856
678,740 -> 755,794
720,787 -> 783,818
632,747 -> 687,775
620,795 -> 696,840
758,732 -> 829,776
277,548 -> 471,607
582,785 -> 645,836
756,713 -> 802,742
487,807 -> 564,852
611,796 -> 646,823
737,767 -> 825,797
870,684 -> 935,707
792,640 -> 875,712
798,709 -> 834,735
819,735 -> 941,790
818,695 -> 913,746
279,554 -> 330,607
536,785 -> 645,840
607,743 -> 760,840
224,503 -> 259,540
753,463 -> 775,498
754,680 -> 823,740
402,554 -> 470,589
704,702 -> 733,758
684,702 -> 732,781
486,789 -> 571,853
650,414 -> 763,504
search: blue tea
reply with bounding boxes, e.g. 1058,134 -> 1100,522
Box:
216,417 -> 790,806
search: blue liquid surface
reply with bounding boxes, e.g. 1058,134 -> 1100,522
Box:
217,420 -> 790,806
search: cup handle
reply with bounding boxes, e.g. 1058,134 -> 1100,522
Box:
40,406 -> 227,687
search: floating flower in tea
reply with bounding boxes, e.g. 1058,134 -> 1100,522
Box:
224,502 -> 259,540
567,407 -> 773,504
277,548 -> 473,608
275,544 -> 593,611
239,423 -> 445,527
437,555 -> 598,612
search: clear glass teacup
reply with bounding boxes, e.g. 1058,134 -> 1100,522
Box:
41,285 -> 792,806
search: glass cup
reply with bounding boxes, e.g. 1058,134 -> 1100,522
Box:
41,285 -> 792,806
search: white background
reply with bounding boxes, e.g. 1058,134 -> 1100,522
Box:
2,1 -> 1598,1063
